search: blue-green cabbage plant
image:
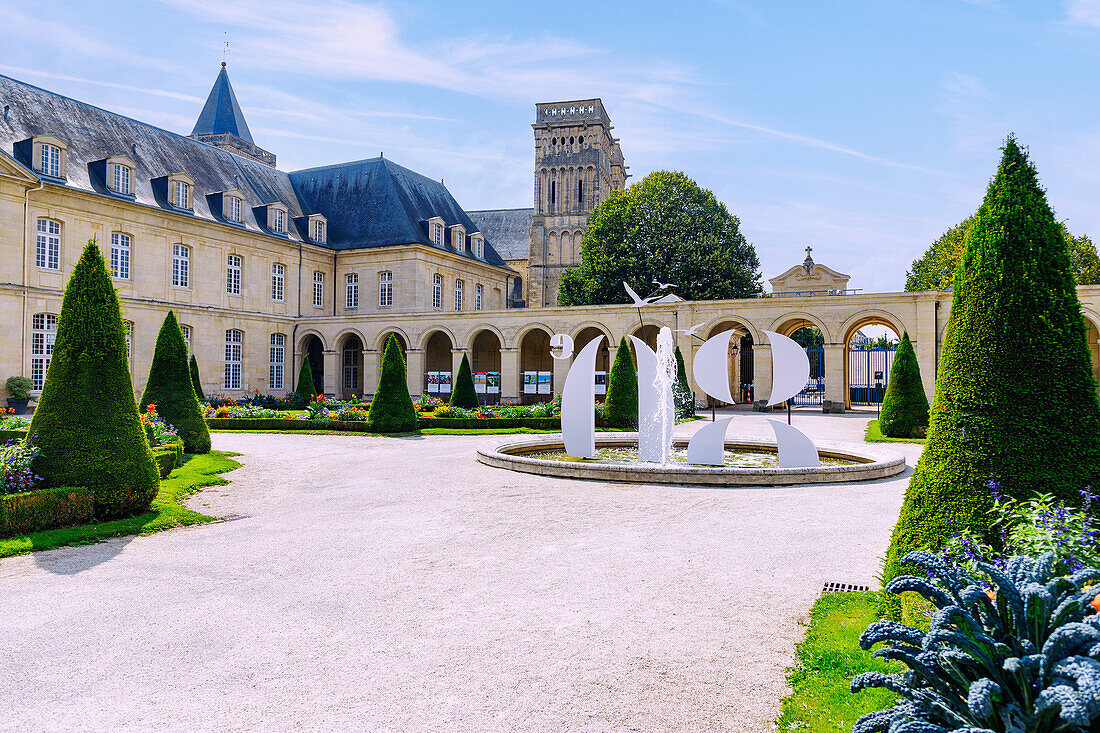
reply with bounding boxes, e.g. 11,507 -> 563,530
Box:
852,551 -> 1100,732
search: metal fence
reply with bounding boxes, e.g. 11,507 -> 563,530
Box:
739,346 -> 754,403
849,347 -> 896,406
792,347 -> 826,406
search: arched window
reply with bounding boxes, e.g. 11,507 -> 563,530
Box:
271,263 -> 285,302
454,279 -> 463,311
549,180 -> 556,207
224,329 -> 243,390
432,274 -> 442,310
36,219 -> 60,271
475,283 -> 483,311
226,254 -> 242,295
346,272 -> 359,309
269,333 -> 285,390
172,244 -> 189,288
379,271 -> 392,308
577,179 -> 584,207
110,233 -> 130,280
30,313 -> 57,390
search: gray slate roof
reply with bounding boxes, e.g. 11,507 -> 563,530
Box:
467,208 -> 533,260
190,64 -> 254,144
0,73 -> 512,269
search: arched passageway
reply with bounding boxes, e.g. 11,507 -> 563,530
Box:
843,319 -> 901,409
470,330 -> 502,404
424,330 -> 453,397
302,335 -> 324,396
519,328 -> 553,404
1084,316 -> 1100,395
339,334 -> 363,400
774,318 -> 826,407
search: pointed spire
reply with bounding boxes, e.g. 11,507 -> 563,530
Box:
191,63 -> 254,144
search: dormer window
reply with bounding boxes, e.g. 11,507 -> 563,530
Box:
311,216 -> 326,243
40,144 -> 60,178
427,217 -> 445,246
471,234 -> 484,259
173,180 -> 190,208
25,135 -> 67,179
109,159 -> 133,195
265,203 -> 288,235
450,224 -> 466,251
221,189 -> 245,223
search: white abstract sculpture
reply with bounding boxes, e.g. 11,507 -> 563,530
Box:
561,335 -> 604,459
763,330 -> 811,407
629,332 -> 675,463
767,419 -> 819,468
691,329 -> 736,405
685,416 -> 733,466
550,333 -> 574,360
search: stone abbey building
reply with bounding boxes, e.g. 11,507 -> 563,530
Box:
5,66 -> 1100,408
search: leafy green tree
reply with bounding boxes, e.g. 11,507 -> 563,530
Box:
906,217 -> 1100,290
450,353 -> 479,409
878,332 -> 929,438
140,311 -> 211,454
673,345 -> 694,418
29,239 -> 159,519
296,356 -> 317,399
884,139 -> 1100,613
558,171 -> 762,305
366,334 -> 417,432
603,337 -> 638,427
789,327 -> 824,348
189,354 -> 205,400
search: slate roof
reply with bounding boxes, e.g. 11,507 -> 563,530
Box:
191,63 -> 254,144
0,73 -> 513,269
467,208 -> 533,261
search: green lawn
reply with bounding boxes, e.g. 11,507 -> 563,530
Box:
0,451 -> 241,559
864,419 -> 927,444
776,591 -> 900,732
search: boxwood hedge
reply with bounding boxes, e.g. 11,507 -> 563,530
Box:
1,486 -> 95,539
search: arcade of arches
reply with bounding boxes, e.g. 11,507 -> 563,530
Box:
294,286 -> 1100,410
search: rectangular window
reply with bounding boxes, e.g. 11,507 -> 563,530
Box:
36,219 -> 60,270
30,313 -> 57,390
110,232 -> 130,280
472,237 -> 483,259
431,223 -> 442,245
270,333 -> 285,390
313,271 -> 324,308
453,228 -> 464,249
40,144 -> 60,178
475,284 -> 483,311
224,330 -> 243,390
432,274 -> 442,310
172,244 -> 189,288
180,325 -> 192,354
343,347 -> 359,391
313,219 -> 325,242
271,263 -> 285,301
124,321 -> 133,363
455,279 -> 463,311
227,196 -> 242,223
226,254 -> 242,295
379,271 -> 392,308
346,273 -> 359,309
173,180 -> 190,209
271,208 -> 286,234
112,164 -> 131,195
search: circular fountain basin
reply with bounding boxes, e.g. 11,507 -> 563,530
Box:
477,433 -> 906,486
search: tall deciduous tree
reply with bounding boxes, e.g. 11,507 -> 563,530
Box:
558,171 -> 762,305
140,310 -> 211,454
884,139 -> 1100,611
29,239 -> 159,519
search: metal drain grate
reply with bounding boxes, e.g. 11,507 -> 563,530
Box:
221,514 -> 249,522
823,581 -> 870,593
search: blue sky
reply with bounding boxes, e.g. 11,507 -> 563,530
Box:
5,0 -> 1100,292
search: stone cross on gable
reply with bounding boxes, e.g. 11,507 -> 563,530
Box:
802,246 -> 815,274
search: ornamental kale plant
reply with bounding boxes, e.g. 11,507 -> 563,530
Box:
852,551 -> 1100,732
0,437 -> 41,495
138,405 -> 178,447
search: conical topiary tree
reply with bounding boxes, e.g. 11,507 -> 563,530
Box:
450,353 -> 479,409
367,333 -> 417,432
883,138 -> 1100,608
296,356 -> 317,399
189,354 -> 205,401
673,345 -> 694,418
140,311 -> 211,454
29,239 -> 159,519
878,331 -> 928,439
604,336 -> 638,427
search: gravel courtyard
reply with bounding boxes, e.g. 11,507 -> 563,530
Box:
0,413 -> 920,732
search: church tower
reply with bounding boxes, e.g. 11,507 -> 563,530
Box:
189,63 -> 276,167
528,99 -> 627,307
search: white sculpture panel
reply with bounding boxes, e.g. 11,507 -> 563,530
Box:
685,416 -> 733,466
561,335 -> 604,458
691,329 -> 736,405
767,419 -> 820,468
763,330 -> 811,407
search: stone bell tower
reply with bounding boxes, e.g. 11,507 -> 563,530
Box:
529,99 -> 627,307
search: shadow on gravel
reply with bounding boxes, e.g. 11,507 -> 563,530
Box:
33,536 -> 134,575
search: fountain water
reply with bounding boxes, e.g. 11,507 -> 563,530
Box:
652,327 -> 677,463
630,326 -> 677,464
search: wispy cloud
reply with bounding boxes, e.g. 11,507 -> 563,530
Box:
1065,0 -> 1100,27
0,65 -> 204,104
943,72 -> 992,99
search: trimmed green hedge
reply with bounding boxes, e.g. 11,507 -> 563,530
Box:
1,486 -> 95,539
0,429 -> 28,442
206,416 -> 563,432
151,440 -> 184,478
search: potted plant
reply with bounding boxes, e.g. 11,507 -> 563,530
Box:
5,376 -> 33,415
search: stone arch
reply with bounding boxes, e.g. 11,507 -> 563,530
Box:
568,320 -> 615,345
574,325 -> 611,376
838,310 -> 908,348
518,325 -> 555,404
1081,307 -> 1100,394
698,314 -> 761,345
769,312 -> 833,344
300,334 -> 325,395
463,323 -> 506,352
416,325 -> 458,351
839,311 -> 906,410
422,330 -> 455,397
374,328 -> 409,354
334,327 -> 367,351
469,328 -> 503,403
296,328 -> 327,353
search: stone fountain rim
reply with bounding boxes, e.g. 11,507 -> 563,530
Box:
476,432 -> 906,486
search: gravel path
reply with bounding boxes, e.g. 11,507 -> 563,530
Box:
0,412 -> 921,732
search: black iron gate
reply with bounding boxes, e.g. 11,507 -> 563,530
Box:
739,345 -> 754,402
849,347 -> 896,406
792,347 -> 825,406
